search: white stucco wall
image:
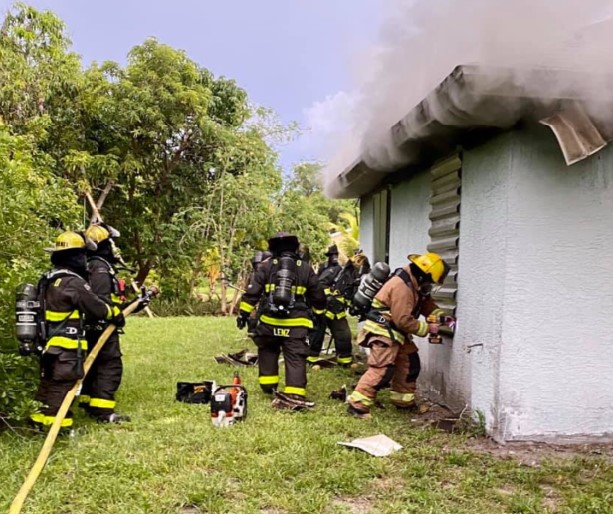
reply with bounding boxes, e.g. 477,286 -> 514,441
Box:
460,134 -> 514,435
497,128 -> 613,440
388,173 -> 431,269
463,127 -> 613,441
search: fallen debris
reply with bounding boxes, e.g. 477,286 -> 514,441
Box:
338,434 -> 402,457
329,385 -> 347,402
214,349 -> 258,366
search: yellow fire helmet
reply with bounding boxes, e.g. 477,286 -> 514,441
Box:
85,223 -> 120,243
408,252 -> 450,285
44,231 -> 97,253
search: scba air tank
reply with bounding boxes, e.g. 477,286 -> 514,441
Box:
15,283 -> 42,356
351,262 -> 391,314
271,255 -> 296,311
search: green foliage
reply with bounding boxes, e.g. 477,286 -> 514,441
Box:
0,3 -> 355,419
0,125 -> 81,421
281,162 -> 359,264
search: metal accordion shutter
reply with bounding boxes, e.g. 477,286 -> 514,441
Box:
427,154 -> 461,316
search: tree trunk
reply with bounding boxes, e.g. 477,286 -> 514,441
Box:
189,250 -> 204,298
135,263 -> 151,287
228,268 -> 248,315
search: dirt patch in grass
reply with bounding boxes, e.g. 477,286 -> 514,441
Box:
328,496 -> 374,514
180,506 -> 201,514
465,438 -> 613,466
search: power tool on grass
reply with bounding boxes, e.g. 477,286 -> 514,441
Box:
211,372 -> 248,427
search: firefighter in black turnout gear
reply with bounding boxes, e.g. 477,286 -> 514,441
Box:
246,250 -> 272,335
30,231 -> 125,430
308,246 -> 369,366
80,223 -> 131,423
237,232 -> 326,410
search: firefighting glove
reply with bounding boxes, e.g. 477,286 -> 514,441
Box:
110,306 -> 126,328
132,288 -> 151,313
236,312 -> 249,330
428,322 -> 440,335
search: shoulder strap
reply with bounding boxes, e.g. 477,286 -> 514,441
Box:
393,268 -> 413,289
45,268 -> 84,282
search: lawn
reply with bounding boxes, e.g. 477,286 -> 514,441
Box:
1,317 -> 612,514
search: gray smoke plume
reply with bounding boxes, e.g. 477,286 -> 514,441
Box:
324,0 -> 613,184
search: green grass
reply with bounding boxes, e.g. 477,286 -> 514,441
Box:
1,317 -> 612,514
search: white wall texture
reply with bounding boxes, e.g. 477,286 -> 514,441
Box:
463,126 -> 613,441
497,127 -> 613,440
358,125 -> 613,441
460,133 -> 515,436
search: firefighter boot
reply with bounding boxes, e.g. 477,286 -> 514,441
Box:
347,392 -> 372,420
97,412 -> 131,424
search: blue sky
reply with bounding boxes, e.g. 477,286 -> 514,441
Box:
1,0 -> 381,172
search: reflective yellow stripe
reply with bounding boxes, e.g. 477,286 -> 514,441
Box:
390,391 -> 416,403
416,321 -> 429,338
324,288 -> 332,295
295,286 -> 306,295
312,308 -> 325,315
284,386 -> 306,396
325,310 -> 347,320
259,315 -> 313,329
307,356 -> 319,363
337,356 -> 353,365
45,310 -> 79,322
105,304 -> 113,320
372,299 -> 387,309
111,294 -> 123,305
348,390 -> 373,406
79,395 -> 91,404
30,412 -> 73,428
265,284 -> 275,292
258,375 -> 280,385
46,336 -> 88,351
90,398 -> 116,409
111,305 -> 121,317
364,320 -> 404,343
239,302 -> 255,314
431,308 -> 445,318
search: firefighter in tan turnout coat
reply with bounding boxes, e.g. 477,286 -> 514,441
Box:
347,253 -> 451,419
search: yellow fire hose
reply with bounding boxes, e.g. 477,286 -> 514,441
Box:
9,291 -> 156,514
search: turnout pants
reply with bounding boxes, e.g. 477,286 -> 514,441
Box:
308,315 -> 353,364
33,347 -> 83,428
253,324 -> 310,397
80,331 -> 123,416
350,335 -> 421,410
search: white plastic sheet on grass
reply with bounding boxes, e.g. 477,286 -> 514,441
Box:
338,434 -> 402,457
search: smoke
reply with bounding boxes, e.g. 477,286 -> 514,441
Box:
324,0 -> 613,185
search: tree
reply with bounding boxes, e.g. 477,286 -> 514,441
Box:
75,39 -> 256,286
0,125 -> 81,421
279,162 -> 359,264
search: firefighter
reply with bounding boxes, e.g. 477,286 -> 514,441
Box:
307,246 -> 368,366
79,223 -> 131,423
30,231 -> 125,430
236,232 -> 326,410
246,250 -> 272,335
347,252 -> 451,419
